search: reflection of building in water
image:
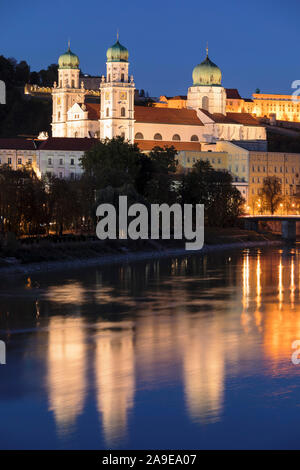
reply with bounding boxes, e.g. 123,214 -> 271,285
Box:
240,250 -> 300,373
47,317 -> 87,434
180,314 -> 225,423
95,322 -> 135,446
45,281 -> 85,305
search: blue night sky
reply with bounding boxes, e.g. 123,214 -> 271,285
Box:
1,0 -> 299,98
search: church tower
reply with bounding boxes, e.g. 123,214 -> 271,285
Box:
100,35 -> 135,142
187,46 -> 226,115
52,43 -> 85,137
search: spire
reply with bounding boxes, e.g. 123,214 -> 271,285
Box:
117,29 -> 119,41
206,42 -> 208,58
68,39 -> 70,51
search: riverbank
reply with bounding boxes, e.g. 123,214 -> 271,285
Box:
0,228 -> 283,276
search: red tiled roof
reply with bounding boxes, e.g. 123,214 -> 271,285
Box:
135,139 -> 202,152
0,138 -> 37,150
200,109 -> 261,126
38,137 -> 99,151
226,88 -> 242,100
226,112 -> 261,126
169,95 -> 187,100
134,106 -> 203,126
86,103 -> 100,120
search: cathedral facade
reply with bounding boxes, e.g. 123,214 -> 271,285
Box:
51,38 -> 266,148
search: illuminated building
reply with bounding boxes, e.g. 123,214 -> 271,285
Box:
49,40 -> 266,146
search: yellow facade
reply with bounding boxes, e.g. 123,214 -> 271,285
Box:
251,94 -> 300,122
154,96 -> 187,109
249,151 -> 300,213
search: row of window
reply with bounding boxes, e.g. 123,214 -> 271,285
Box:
252,176 -> 296,184
47,171 -> 77,180
252,165 -> 300,174
0,157 -> 32,165
134,132 -> 199,142
106,107 -> 126,117
252,188 -> 295,196
47,157 -> 77,166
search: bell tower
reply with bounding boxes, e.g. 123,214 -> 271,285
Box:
52,42 -> 85,137
187,46 -> 226,115
100,35 -> 135,142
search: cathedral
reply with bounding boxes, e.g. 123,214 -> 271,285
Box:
51,38 -> 266,149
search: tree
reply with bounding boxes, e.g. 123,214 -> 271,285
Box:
80,136 -> 142,190
0,166 -> 48,235
262,176 -> 282,214
142,145 -> 178,204
47,177 -> 81,235
180,160 -> 244,226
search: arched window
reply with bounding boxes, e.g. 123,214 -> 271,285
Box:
106,108 -> 109,117
108,74 -> 111,82
191,135 -> 199,141
74,132 -> 78,138
121,107 -> 126,117
121,73 -> 125,82
154,133 -> 162,140
202,96 -> 209,110
71,79 -> 75,88
58,112 -> 61,120
135,132 -> 144,140
172,134 -> 181,141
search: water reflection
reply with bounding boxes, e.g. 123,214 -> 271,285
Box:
95,322 -> 135,446
47,317 -> 87,434
2,247 -> 300,449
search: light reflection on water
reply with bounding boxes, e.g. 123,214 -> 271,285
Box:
1,247 -> 300,449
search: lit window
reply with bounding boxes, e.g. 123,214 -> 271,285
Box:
154,133 -> 162,140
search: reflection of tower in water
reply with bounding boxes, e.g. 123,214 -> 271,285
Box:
94,322 -> 135,447
47,317 -> 87,435
180,314 -> 225,423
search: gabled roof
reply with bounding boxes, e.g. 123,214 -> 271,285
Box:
169,95 -> 187,100
135,139 -> 202,152
226,88 -> 242,100
86,103 -> 100,120
38,137 -> 99,151
134,106 -> 203,126
199,109 -> 261,127
0,138 -> 37,150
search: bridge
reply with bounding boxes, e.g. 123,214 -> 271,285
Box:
241,215 -> 300,241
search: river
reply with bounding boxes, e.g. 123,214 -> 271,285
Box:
1,246 -> 300,449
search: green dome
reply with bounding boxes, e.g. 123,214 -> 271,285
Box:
192,52 -> 222,86
106,39 -> 129,62
58,45 -> 79,69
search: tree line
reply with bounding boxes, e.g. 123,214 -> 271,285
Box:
0,138 -> 245,237
0,55 -> 54,137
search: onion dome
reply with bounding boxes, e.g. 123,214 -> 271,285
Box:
106,34 -> 129,62
58,42 -> 79,69
192,46 -> 222,86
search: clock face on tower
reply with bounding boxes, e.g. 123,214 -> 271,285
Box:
119,92 -> 127,100
57,98 -> 61,105
105,92 -> 110,100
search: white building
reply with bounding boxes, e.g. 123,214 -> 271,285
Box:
51,38 -> 266,147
